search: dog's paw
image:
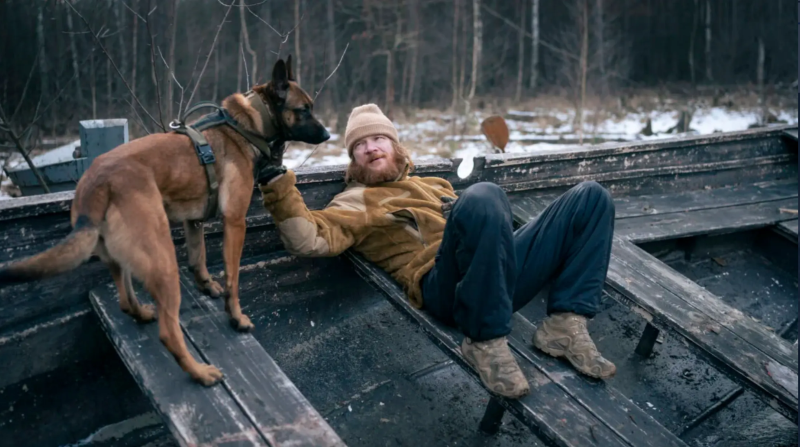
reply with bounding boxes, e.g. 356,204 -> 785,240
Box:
201,279 -> 225,298
192,363 -> 224,386
135,304 -> 157,323
230,314 -> 254,332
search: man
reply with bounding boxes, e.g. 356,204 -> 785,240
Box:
257,104 -> 616,399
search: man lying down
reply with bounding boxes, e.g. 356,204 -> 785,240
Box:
256,104 -> 616,399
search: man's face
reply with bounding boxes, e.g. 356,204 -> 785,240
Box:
349,135 -> 403,185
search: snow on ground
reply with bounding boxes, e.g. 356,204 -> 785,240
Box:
0,105 -> 796,200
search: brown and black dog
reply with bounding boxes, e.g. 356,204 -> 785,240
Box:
0,56 -> 328,386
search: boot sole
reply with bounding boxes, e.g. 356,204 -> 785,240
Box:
533,331 -> 615,380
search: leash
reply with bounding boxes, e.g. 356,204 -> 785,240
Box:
169,95 -> 282,221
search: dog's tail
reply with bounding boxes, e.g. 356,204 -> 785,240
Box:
0,186 -> 110,286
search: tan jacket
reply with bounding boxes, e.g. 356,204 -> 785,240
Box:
258,169 -> 457,307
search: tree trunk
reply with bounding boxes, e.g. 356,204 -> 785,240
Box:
326,0 -> 339,113
514,0 -> 525,102
91,50 -> 96,119
166,0 -> 177,119
114,0 -> 128,95
577,0 -> 589,144
65,3 -> 84,108
385,51 -> 394,118
451,0 -> 460,109
529,0 -> 539,91
213,41 -> 219,103
689,0 -> 698,85
238,0 -> 258,88
36,5 -> 49,108
468,0 -> 482,100
405,0 -> 420,106
595,0 -> 605,95
131,0 -> 138,112
757,36 -> 765,120
237,32 -> 243,93
459,0 -> 468,103
705,0 -> 713,81
293,0 -> 302,85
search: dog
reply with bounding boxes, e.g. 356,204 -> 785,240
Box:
0,56 -> 329,386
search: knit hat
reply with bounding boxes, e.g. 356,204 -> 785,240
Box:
344,104 -> 399,156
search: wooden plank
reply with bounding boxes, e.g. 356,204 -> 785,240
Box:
612,237 -> 798,369
89,276 -> 346,447
494,154 -> 793,193
605,238 -> 798,422
345,251 -> 669,447
89,283 -> 269,447
509,180 -> 798,221
782,129 -> 798,142
775,219 -> 798,242
615,197 -> 799,243
175,270 -> 346,447
612,181 -> 797,219
507,314 -> 687,447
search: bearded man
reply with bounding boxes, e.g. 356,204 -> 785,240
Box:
257,104 -> 617,398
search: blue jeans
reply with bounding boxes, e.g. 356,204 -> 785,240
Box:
421,181 -> 615,342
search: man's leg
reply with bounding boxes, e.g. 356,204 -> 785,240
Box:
511,181 -> 617,379
421,182 -> 529,398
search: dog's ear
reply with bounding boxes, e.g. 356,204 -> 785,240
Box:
286,54 -> 296,82
271,58 -> 289,101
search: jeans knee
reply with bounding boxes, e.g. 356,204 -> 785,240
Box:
576,181 -> 614,212
458,182 -> 509,214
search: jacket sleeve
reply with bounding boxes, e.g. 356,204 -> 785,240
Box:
258,170 -> 367,257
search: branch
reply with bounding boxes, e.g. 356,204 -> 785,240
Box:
11,53 -> 39,123
246,6 -> 306,57
315,42 -> 349,101
480,2 -> 580,62
157,45 -> 185,119
0,102 -> 50,194
67,0 -> 165,131
146,0 -> 165,130
184,0 -> 235,107
241,43 -> 250,91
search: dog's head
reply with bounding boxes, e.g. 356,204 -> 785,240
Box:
253,56 -> 330,146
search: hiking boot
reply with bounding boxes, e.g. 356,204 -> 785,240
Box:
533,312 -> 617,379
461,336 -> 530,398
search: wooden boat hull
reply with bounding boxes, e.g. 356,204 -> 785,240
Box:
0,125 -> 796,446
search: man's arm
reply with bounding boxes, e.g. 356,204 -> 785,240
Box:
258,169 -> 367,257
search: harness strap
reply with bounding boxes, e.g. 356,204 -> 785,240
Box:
169,95 -> 281,221
173,123 -> 220,220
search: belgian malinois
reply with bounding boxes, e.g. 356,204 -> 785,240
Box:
0,56 -> 329,386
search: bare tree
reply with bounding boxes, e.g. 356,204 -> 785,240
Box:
468,0 -> 482,100
65,2 -> 84,108
451,0 -> 461,109
293,0 -> 302,85
515,0 -> 526,102
529,0 -> 539,91
166,0 -> 178,119
705,0 -> 713,81
325,0 -> 339,115
689,0 -> 699,85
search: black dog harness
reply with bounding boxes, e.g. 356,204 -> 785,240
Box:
169,93 -> 282,221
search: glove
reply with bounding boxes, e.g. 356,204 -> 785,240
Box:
257,164 -> 287,186
441,196 -> 457,219
255,141 -> 288,185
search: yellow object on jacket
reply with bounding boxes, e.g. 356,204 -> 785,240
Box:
258,168 -> 458,308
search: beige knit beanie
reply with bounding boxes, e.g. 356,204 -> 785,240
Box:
344,104 -> 399,156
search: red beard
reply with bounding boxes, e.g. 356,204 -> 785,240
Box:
346,150 -> 407,185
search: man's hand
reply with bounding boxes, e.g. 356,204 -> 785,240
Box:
256,142 -> 288,186
441,196 -> 457,219
257,164 -> 287,186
